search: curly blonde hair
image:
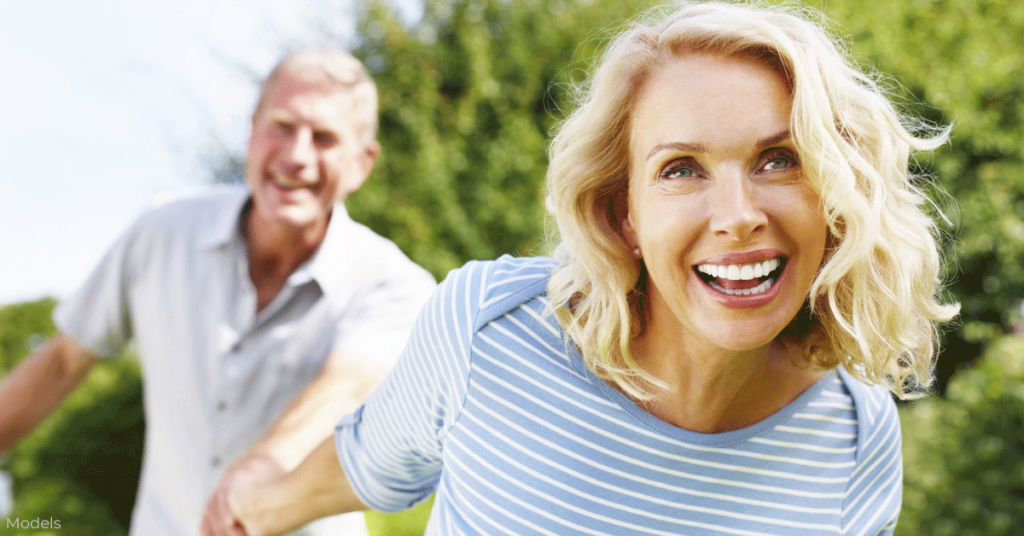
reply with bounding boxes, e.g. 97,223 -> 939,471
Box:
545,1 -> 959,400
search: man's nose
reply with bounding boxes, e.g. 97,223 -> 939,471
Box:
285,128 -> 317,169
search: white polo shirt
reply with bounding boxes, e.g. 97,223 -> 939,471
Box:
54,186 -> 436,536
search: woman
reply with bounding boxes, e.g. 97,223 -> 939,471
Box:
228,2 -> 958,535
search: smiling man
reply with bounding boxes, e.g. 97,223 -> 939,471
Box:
0,50 -> 436,536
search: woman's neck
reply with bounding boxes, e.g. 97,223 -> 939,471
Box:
629,329 -> 822,434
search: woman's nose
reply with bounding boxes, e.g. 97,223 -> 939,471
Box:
708,172 -> 768,242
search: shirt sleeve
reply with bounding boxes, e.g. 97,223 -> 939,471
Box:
842,377 -> 903,536
334,260 -> 492,512
329,248 -> 437,371
52,214 -> 144,358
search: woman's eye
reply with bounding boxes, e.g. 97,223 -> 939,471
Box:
761,151 -> 799,171
659,160 -> 699,180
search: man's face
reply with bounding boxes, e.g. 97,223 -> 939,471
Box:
245,70 -> 377,231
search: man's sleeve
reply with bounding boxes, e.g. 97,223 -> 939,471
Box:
330,249 -> 437,370
842,380 -> 903,536
335,260 -> 491,512
52,215 -> 145,358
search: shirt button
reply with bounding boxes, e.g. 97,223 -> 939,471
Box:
212,457 -> 222,468
217,401 -> 227,412
231,342 -> 242,353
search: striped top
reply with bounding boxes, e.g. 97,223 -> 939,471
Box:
336,256 -> 902,535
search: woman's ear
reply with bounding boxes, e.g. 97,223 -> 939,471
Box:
612,187 -> 638,249
621,213 -> 638,250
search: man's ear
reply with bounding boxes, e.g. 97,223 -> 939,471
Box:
345,140 -> 380,196
362,140 -> 381,174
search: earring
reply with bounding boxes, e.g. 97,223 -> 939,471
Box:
633,247 -> 641,258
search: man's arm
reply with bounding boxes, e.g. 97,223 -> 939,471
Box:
230,437 -> 367,536
0,334 -> 98,452
200,350 -> 386,536
242,351 -> 386,470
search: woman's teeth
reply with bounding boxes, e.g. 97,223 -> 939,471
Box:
696,258 -> 780,281
710,278 -> 775,296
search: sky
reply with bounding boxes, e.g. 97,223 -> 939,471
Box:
0,0 -> 420,305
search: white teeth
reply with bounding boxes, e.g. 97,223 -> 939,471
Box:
710,278 -> 775,296
696,258 -> 780,281
271,173 -> 307,190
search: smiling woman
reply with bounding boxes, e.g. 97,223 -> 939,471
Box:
610,52 -> 833,431
546,2 -> 959,405
230,3 -> 959,535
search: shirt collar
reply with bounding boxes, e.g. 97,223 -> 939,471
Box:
302,203 -> 354,298
197,187 -> 250,251
196,187 -> 354,299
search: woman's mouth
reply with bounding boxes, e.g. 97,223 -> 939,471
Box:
693,257 -> 786,296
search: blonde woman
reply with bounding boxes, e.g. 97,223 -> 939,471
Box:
225,2 -> 957,535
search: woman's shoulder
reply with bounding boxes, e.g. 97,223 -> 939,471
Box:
440,255 -> 558,329
834,366 -> 902,461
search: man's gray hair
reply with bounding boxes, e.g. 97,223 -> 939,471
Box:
255,49 -> 379,143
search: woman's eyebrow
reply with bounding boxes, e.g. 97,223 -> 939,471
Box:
645,141 -> 709,160
757,130 -> 792,148
644,130 -> 792,161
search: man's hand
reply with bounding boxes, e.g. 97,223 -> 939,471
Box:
217,438 -> 368,536
200,452 -> 285,536
227,483 -> 270,536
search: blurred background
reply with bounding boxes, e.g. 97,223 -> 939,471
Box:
1,0 -> 1022,534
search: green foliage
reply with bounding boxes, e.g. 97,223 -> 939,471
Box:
365,495 -> 434,536
898,335 -> 1024,536
344,0 -> 649,280
817,0 -> 1024,368
1,299 -> 143,536
0,297 -> 58,372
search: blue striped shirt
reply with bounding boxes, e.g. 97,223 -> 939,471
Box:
336,256 -> 902,535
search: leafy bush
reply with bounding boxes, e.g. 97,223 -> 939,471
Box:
1,299 -> 143,536
898,335 -> 1024,535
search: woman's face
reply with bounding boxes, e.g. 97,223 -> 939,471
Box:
622,53 -> 827,353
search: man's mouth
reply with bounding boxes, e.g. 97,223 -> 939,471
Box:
693,257 -> 786,296
270,173 -> 310,191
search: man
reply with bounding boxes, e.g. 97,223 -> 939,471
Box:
0,50 -> 436,536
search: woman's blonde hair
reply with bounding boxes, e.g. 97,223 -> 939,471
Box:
545,1 -> 959,400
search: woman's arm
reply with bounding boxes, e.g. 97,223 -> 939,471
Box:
228,437 -> 367,536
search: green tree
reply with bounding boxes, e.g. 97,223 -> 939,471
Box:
1,300 -> 144,536
898,335 -> 1024,536
809,0 -> 1024,386
341,0 -> 649,279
